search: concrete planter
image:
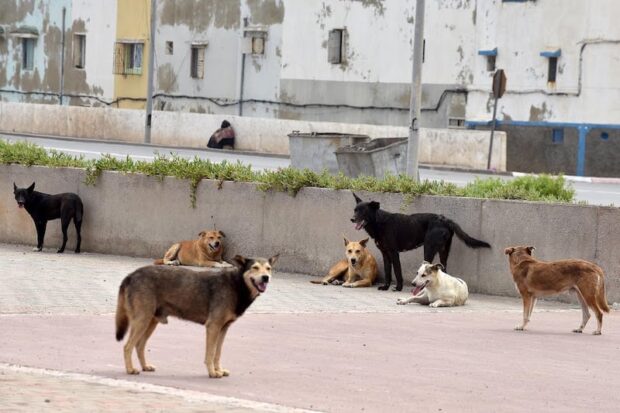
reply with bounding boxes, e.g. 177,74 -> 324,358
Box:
2,164 -> 619,302
287,132 -> 370,173
335,137 -> 408,178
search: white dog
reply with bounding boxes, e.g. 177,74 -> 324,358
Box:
396,262 -> 469,307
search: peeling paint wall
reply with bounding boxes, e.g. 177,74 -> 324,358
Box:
0,0 -> 115,105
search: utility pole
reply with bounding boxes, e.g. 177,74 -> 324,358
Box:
405,0 -> 425,180
144,0 -> 157,144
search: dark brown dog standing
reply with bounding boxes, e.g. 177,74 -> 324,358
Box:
504,246 -> 610,334
116,254 -> 278,378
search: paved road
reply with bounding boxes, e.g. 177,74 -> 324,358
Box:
1,243 -> 619,412
3,133 -> 620,205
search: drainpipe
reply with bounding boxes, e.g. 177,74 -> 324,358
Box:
238,17 -> 248,117
576,126 -> 589,177
59,7 -> 66,105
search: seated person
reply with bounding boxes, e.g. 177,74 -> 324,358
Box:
207,120 -> 235,149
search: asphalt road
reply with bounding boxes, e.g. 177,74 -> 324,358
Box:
3,133 -> 620,206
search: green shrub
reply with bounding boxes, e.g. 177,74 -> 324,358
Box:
0,138 -> 576,205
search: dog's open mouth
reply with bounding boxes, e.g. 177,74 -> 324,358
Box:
354,220 -> 366,230
17,202 -> 24,209
252,278 -> 268,293
412,281 -> 429,296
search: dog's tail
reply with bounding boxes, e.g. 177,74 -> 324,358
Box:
597,279 -> 611,313
115,278 -> 130,341
153,258 -> 164,265
310,279 -> 325,284
447,219 -> 491,249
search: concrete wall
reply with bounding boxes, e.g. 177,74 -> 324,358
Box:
2,164 -> 619,303
0,102 -> 507,171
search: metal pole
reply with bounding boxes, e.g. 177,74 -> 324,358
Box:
487,95 -> 498,169
405,0 -> 425,180
144,0 -> 156,144
238,17 -> 248,117
59,7 -> 66,105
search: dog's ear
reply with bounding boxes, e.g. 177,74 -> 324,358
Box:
504,247 -> 515,255
233,255 -> 247,267
433,263 -> 445,271
343,236 -> 350,246
268,253 -> 280,266
13,182 -> 17,193
526,246 -> 535,255
27,182 -> 35,193
369,201 -> 380,210
218,230 -> 226,238
198,231 -> 206,237
359,238 -> 369,247
352,192 -> 363,204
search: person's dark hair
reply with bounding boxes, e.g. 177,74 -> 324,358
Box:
221,120 -> 231,128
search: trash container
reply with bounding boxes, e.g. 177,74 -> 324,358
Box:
335,137 -> 408,178
288,132 -> 370,174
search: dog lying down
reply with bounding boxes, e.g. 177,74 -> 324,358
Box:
397,262 -> 469,307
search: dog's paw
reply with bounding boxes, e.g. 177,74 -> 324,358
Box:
392,285 -> 403,292
572,328 -> 583,334
126,368 -> 140,375
429,302 -> 440,308
74,249 -> 81,254
514,325 -> 525,331
396,298 -> 407,305
142,364 -> 156,372
592,331 -> 602,336
217,368 -> 230,377
32,247 -> 42,252
332,280 -> 343,285
342,283 -> 352,288
215,262 -> 233,268
378,285 -> 390,291
209,371 -> 224,379
56,249 -> 65,254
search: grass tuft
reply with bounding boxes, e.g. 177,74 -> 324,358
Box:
1,139 -> 576,206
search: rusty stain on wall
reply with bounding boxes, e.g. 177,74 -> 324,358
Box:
529,103 -> 552,121
247,0 -> 284,25
348,0 -> 386,16
160,0 -> 240,31
157,63 -> 178,93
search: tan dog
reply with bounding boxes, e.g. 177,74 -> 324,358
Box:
116,254 -> 278,378
504,246 -> 610,335
154,230 -> 231,268
311,237 -> 378,288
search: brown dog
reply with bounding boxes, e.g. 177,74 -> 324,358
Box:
504,246 -> 610,335
311,237 -> 378,288
154,230 -> 231,268
116,254 -> 278,377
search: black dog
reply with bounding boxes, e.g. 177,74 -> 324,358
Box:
13,182 -> 84,253
350,192 -> 490,291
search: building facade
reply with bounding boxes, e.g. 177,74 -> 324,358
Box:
1,0 -> 619,175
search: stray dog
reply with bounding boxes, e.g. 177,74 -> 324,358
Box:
350,192 -> 490,291
505,246 -> 610,335
13,182 -> 83,253
310,237 -> 378,287
116,254 -> 278,377
397,262 -> 468,307
154,230 -> 231,267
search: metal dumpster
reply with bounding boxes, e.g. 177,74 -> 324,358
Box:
288,132 -> 370,174
335,137 -> 408,178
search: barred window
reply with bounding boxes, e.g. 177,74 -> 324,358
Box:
113,41 -> 143,75
22,38 -> 35,70
73,34 -> 86,69
190,45 -> 206,79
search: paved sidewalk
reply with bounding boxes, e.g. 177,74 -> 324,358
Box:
2,242 -> 618,412
0,242 -> 577,315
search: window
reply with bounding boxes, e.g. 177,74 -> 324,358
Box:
190,45 -> 206,79
22,38 -> 35,70
165,41 -> 173,55
73,34 -> 86,68
552,128 -> 564,144
547,57 -> 558,83
113,41 -> 143,75
328,29 -> 345,64
449,118 -> 466,129
422,39 -> 426,63
486,55 -> 496,71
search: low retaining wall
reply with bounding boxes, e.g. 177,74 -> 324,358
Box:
0,102 -> 506,170
1,164 -> 618,302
